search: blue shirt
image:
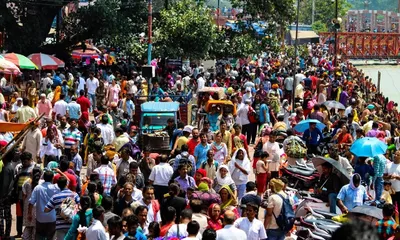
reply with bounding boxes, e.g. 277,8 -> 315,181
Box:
194,143 -> 211,169
53,75 -> 62,86
208,113 -> 219,131
29,182 -> 60,223
259,103 -> 270,124
124,231 -> 147,240
67,101 -> 81,120
302,128 -> 323,146
337,184 -> 368,210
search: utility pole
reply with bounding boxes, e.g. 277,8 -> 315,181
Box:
217,0 -> 220,29
312,0 -> 315,24
292,0 -> 300,111
147,0 -> 152,65
334,0 -> 338,67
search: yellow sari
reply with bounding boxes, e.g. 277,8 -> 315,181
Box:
52,86 -> 61,105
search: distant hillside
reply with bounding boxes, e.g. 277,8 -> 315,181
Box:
348,0 -> 398,11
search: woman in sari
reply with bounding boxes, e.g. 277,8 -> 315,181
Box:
106,79 -> 121,107
52,86 -> 61,105
212,131 -> 228,164
219,185 -> 239,218
207,203 -> 222,231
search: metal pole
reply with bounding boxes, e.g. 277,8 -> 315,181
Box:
292,0 -> 300,111
217,0 -> 220,29
377,71 -> 381,93
334,0 -> 338,67
147,0 -> 152,65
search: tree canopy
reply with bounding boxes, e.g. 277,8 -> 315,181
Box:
299,0 -> 351,30
153,0 -> 216,59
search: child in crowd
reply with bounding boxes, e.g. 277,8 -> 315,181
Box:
381,181 -> 393,204
376,204 -> 399,240
256,152 -> 269,195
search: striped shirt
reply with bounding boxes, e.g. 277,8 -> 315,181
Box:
373,154 -> 387,178
45,189 -> 80,230
62,127 -> 82,149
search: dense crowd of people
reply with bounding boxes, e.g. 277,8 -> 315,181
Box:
0,43 -> 399,240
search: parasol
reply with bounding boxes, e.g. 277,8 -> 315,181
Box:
1,53 -> 38,70
312,156 -> 351,184
28,53 -> 65,70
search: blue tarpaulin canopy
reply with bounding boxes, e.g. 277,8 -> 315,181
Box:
141,102 -> 180,112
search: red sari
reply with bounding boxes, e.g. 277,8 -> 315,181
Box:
207,203 -> 223,231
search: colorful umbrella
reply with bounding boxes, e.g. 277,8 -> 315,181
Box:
0,58 -> 21,74
294,119 -> 326,133
28,53 -> 65,70
1,53 -> 37,70
350,137 -> 388,157
72,43 -> 101,59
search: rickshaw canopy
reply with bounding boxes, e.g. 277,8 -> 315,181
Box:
206,100 -> 236,115
198,87 -> 225,100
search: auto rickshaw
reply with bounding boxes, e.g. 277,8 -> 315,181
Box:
197,100 -> 236,130
193,87 -> 226,126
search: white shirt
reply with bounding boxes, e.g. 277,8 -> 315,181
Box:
216,225 -> 247,240
295,73 -> 306,87
0,77 -> 6,88
86,77 -> 99,94
53,99 -> 68,117
234,217 -> 267,240
294,84 -> 304,99
344,106 -> 353,117
149,162 -> 173,186
167,224 -> 202,239
86,219 -> 109,240
385,162 -> 400,192
197,77 -> 205,93
77,77 -> 86,93
284,77 -> 294,91
136,199 -> 161,227
236,104 -> 250,125
97,123 -> 115,145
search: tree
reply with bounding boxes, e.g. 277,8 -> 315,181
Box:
153,0 -> 216,59
0,0 -> 63,54
61,0 -> 147,56
312,20 -> 328,34
299,0 -> 351,30
349,0 -> 397,11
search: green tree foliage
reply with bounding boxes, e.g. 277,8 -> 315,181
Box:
312,20 -> 328,34
61,0 -> 147,55
153,0 -> 216,59
0,0 -> 63,54
348,0 -> 398,11
230,0 -> 295,27
299,0 -> 351,29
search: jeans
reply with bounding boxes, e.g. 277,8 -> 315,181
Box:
266,229 -> 286,240
88,93 -> 96,112
375,177 -> 384,201
328,193 -> 338,214
237,184 -> 246,201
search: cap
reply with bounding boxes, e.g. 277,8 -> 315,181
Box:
17,97 -> 22,101
40,93 -> 46,97
183,125 -> 193,133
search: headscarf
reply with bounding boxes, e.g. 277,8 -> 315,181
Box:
233,136 -> 243,149
349,173 -> 361,190
219,185 -> 237,210
207,203 -> 223,231
215,165 -> 235,186
198,182 -> 209,192
46,161 -> 59,174
229,148 -> 251,183
52,86 -> 61,104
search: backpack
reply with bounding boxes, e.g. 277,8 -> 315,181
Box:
273,194 -> 295,233
247,106 -> 259,123
60,197 -> 78,223
284,138 -> 306,159
173,153 -> 194,177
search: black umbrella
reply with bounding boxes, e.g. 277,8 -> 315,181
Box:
312,156 -> 351,184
